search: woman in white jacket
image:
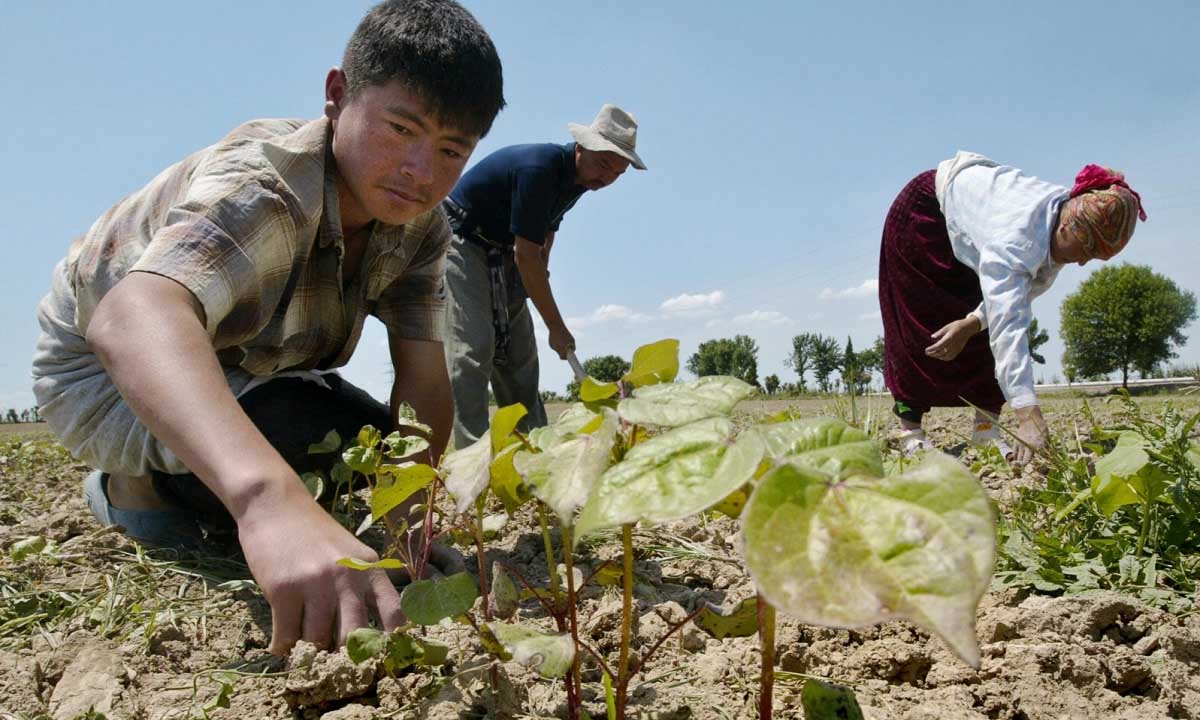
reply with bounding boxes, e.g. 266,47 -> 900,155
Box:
877,152 -> 1145,463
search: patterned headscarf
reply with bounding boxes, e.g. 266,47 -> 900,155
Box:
1059,165 -> 1147,260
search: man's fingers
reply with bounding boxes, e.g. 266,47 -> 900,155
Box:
337,592 -> 371,648
301,595 -> 336,652
268,594 -> 303,657
368,570 -> 406,631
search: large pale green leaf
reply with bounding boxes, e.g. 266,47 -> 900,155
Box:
617,376 -> 754,428
383,432 -> 430,460
442,433 -> 492,514
1091,432 -> 1170,515
484,622 -> 575,678
491,403 -> 528,456
622,338 -> 680,388
514,409 -> 620,525
400,572 -> 478,626
370,463 -> 436,520
394,402 -> 433,437
741,416 -> 884,479
343,445 -> 381,475
741,453 -> 995,668
527,404 -> 603,451
575,417 -> 759,538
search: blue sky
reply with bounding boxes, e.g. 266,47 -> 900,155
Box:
2,1 -> 1197,412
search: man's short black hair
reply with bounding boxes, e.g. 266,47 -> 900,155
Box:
343,0 -> 505,138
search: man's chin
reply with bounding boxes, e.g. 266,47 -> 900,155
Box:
374,199 -> 434,225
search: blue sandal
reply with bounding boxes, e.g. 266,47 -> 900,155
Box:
84,470 -> 205,548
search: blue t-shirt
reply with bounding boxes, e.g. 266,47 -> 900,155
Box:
448,143 -> 586,247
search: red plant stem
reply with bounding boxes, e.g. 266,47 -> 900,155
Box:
757,593 -> 776,720
615,523 -> 635,719
497,561 -> 559,621
574,637 -> 615,681
562,523 -> 583,720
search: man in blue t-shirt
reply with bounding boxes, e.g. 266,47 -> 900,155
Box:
442,104 -> 646,447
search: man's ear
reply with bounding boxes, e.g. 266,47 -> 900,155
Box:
324,67 -> 347,121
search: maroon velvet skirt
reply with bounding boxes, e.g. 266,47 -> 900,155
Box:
878,170 -> 1005,413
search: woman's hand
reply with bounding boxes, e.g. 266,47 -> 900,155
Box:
925,316 -> 982,362
1012,405 -> 1049,465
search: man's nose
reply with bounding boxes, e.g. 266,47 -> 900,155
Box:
401,142 -> 435,185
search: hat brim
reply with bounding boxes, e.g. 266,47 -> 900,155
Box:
568,123 -> 646,170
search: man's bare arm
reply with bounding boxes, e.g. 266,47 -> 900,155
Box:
513,235 -> 574,358
86,272 -> 402,653
387,334 -> 453,464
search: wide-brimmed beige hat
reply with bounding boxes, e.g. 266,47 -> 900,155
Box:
568,104 -> 646,170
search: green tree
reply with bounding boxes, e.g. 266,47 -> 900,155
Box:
566,354 -> 631,400
764,374 -> 780,395
1027,317 -> 1050,364
809,335 -> 842,392
784,333 -> 815,391
687,335 -> 760,387
2,409 -> 13,424
1060,264 -> 1198,388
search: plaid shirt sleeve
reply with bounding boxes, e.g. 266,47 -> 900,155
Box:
373,208 -> 451,342
130,178 -> 301,347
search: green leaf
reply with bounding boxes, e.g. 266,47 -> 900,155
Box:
515,408 -> 621,526
622,338 -> 680,388
741,453 -> 995,668
490,562 -> 520,620
307,430 -> 342,454
346,627 -> 388,664
749,416 -> 884,478
710,487 -> 749,519
400,572 -> 479,625
580,376 -> 620,402
331,462 -> 353,488
394,403 -> 434,437
9,536 -> 47,562
337,557 -> 405,571
343,445 -> 381,475
575,417 -> 758,539
383,432 -> 431,460
483,622 -> 575,678
1091,432 -> 1170,515
415,637 -> 449,666
694,597 -> 758,639
382,633 -> 423,673
357,425 -> 383,450
371,463 -> 437,520
442,433 -> 493,514
617,376 -> 754,428
491,403 -> 528,456
300,472 -> 325,501
801,679 -> 865,720
490,445 -> 531,515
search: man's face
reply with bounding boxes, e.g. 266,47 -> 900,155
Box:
576,148 -> 630,191
326,70 -> 479,227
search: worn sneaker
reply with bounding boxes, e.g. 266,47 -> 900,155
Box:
899,430 -> 934,456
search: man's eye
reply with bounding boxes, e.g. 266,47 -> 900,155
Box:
389,122 -> 411,135
441,148 -> 463,160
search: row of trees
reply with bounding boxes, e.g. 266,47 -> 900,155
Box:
2,407 -> 41,424
558,264 -> 1195,399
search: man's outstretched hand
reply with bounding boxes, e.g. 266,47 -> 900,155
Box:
236,480 -> 405,655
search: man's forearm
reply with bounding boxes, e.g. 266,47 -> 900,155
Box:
514,238 -> 566,331
86,273 -> 301,518
388,337 -> 453,463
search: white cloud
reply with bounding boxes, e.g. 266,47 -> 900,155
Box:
859,310 -> 882,321
660,290 -> 725,315
567,303 -> 652,329
732,310 -> 791,327
819,278 -> 878,301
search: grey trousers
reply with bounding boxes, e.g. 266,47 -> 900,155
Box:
443,235 -> 547,449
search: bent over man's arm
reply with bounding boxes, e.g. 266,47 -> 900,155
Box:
87,272 -> 403,654
514,234 -> 574,359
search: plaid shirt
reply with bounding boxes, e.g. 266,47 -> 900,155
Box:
63,117 -> 449,376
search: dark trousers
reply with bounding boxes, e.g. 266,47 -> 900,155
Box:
153,375 -> 390,530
